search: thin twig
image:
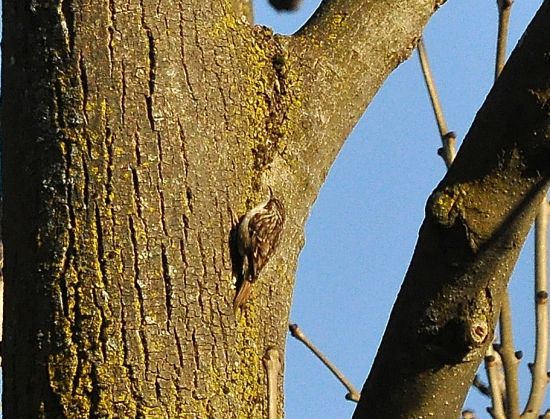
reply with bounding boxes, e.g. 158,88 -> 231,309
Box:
495,0 -> 513,79
492,2 -> 521,418
472,374 -> 491,398
289,323 -> 360,402
484,348 -> 507,419
417,38 -> 456,168
496,294 -> 521,419
523,198 -> 549,418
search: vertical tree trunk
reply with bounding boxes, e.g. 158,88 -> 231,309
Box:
2,1 -> 301,416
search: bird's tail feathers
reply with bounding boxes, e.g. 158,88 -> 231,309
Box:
233,280 -> 253,312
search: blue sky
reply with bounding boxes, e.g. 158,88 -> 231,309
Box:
252,1 -> 548,418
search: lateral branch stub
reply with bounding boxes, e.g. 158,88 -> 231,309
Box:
263,347 -> 282,419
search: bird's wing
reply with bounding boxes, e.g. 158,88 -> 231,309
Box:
248,201 -> 285,280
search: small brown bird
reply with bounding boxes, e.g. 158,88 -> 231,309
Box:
234,187 -> 285,311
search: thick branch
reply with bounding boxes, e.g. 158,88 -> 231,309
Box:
353,2 -> 550,418
285,0 -> 445,175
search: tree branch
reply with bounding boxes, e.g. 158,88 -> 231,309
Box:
285,0 -> 445,171
523,198 -> 550,417
289,323 -> 360,402
417,38 -> 456,168
495,0 -> 513,80
353,2 -> 550,417
495,295 -> 521,419
472,374 -> 491,398
484,348 -> 506,419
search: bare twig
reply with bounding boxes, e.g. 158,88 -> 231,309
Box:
416,38 -> 456,168
484,349 -> 507,419
263,347 -> 282,419
523,198 -> 549,418
495,294 -> 521,419
495,0 -> 513,79
289,323 -> 360,402
472,374 -> 491,398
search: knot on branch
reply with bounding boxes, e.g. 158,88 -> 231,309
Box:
426,186 -> 482,256
421,290 -> 493,363
536,290 -> 548,304
427,187 -> 465,228
467,319 -> 489,347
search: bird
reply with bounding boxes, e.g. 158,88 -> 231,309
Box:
233,187 -> 285,311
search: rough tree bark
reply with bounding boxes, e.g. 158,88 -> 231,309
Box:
1,0 -> 547,418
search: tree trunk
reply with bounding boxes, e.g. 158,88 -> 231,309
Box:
2,1 -> 303,416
